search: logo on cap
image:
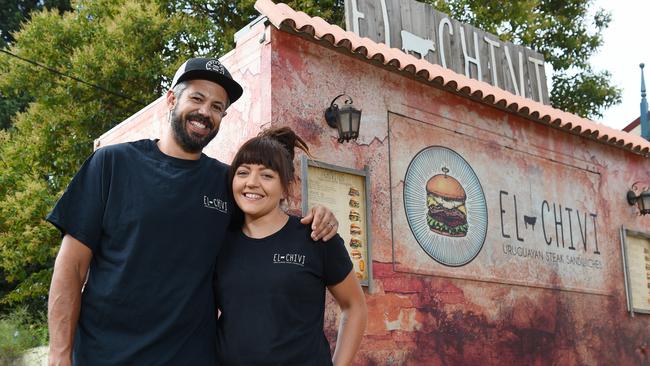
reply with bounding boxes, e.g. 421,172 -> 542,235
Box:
206,60 -> 226,75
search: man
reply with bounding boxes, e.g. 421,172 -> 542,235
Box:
47,57 -> 339,365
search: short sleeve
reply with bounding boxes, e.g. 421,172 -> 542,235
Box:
46,148 -> 110,252
323,234 -> 354,286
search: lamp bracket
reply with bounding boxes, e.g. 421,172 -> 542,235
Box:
630,182 -> 649,192
329,93 -> 353,109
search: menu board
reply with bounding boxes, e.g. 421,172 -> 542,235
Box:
301,158 -> 371,286
623,230 -> 650,314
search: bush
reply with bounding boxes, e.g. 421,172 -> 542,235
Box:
0,307 -> 47,365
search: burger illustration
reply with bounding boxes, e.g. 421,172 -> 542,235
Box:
349,237 -> 362,248
349,198 -> 360,208
425,168 -> 468,237
349,208 -> 360,222
348,187 -> 360,196
350,223 -> 362,235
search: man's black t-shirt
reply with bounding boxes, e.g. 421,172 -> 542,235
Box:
215,216 -> 353,366
47,139 -> 232,365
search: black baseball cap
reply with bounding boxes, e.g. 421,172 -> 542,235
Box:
171,57 -> 243,105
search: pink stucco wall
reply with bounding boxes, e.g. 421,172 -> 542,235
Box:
267,28 -> 650,365
97,21 -> 650,365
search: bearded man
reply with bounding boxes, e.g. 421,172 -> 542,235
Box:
46,58 -> 339,366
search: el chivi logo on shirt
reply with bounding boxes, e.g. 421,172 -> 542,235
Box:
204,195 -> 228,213
273,253 -> 306,266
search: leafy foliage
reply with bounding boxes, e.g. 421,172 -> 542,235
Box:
0,91 -> 31,130
159,0 -> 345,55
0,0 -> 71,131
0,307 -> 47,363
0,0 -> 72,48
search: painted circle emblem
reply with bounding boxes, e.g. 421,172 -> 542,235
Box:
404,146 -> 487,266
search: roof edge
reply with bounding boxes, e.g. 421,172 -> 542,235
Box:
254,0 -> 650,157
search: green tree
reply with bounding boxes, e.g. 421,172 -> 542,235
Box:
0,0 -> 220,318
0,0 -> 72,130
0,0 -> 72,48
161,0 -> 345,55
428,0 -> 620,119
0,91 -> 31,130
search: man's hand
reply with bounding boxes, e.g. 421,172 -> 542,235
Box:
301,204 -> 339,241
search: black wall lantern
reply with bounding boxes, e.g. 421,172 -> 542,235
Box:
627,183 -> 650,215
324,94 -> 362,143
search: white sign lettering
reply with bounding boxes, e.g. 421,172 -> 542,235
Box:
345,0 -> 549,104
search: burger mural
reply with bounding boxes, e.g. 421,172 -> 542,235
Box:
404,146 -> 488,267
425,168 -> 468,237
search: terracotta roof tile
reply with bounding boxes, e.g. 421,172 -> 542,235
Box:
254,0 -> 650,156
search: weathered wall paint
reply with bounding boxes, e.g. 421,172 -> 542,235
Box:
97,21 -> 650,365
268,28 -> 650,365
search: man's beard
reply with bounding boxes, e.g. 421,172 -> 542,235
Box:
170,107 -> 218,154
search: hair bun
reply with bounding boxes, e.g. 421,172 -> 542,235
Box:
258,126 -> 309,160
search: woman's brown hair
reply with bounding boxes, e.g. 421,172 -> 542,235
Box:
229,126 -> 310,197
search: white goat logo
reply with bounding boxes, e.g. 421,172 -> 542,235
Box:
401,30 -> 435,59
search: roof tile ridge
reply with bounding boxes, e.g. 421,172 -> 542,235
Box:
254,0 -> 650,154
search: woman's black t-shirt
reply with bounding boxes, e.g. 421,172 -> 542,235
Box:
215,215 -> 353,365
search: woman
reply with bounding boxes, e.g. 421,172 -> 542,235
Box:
215,127 -> 367,365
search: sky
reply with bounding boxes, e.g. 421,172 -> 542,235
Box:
590,0 -> 650,130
